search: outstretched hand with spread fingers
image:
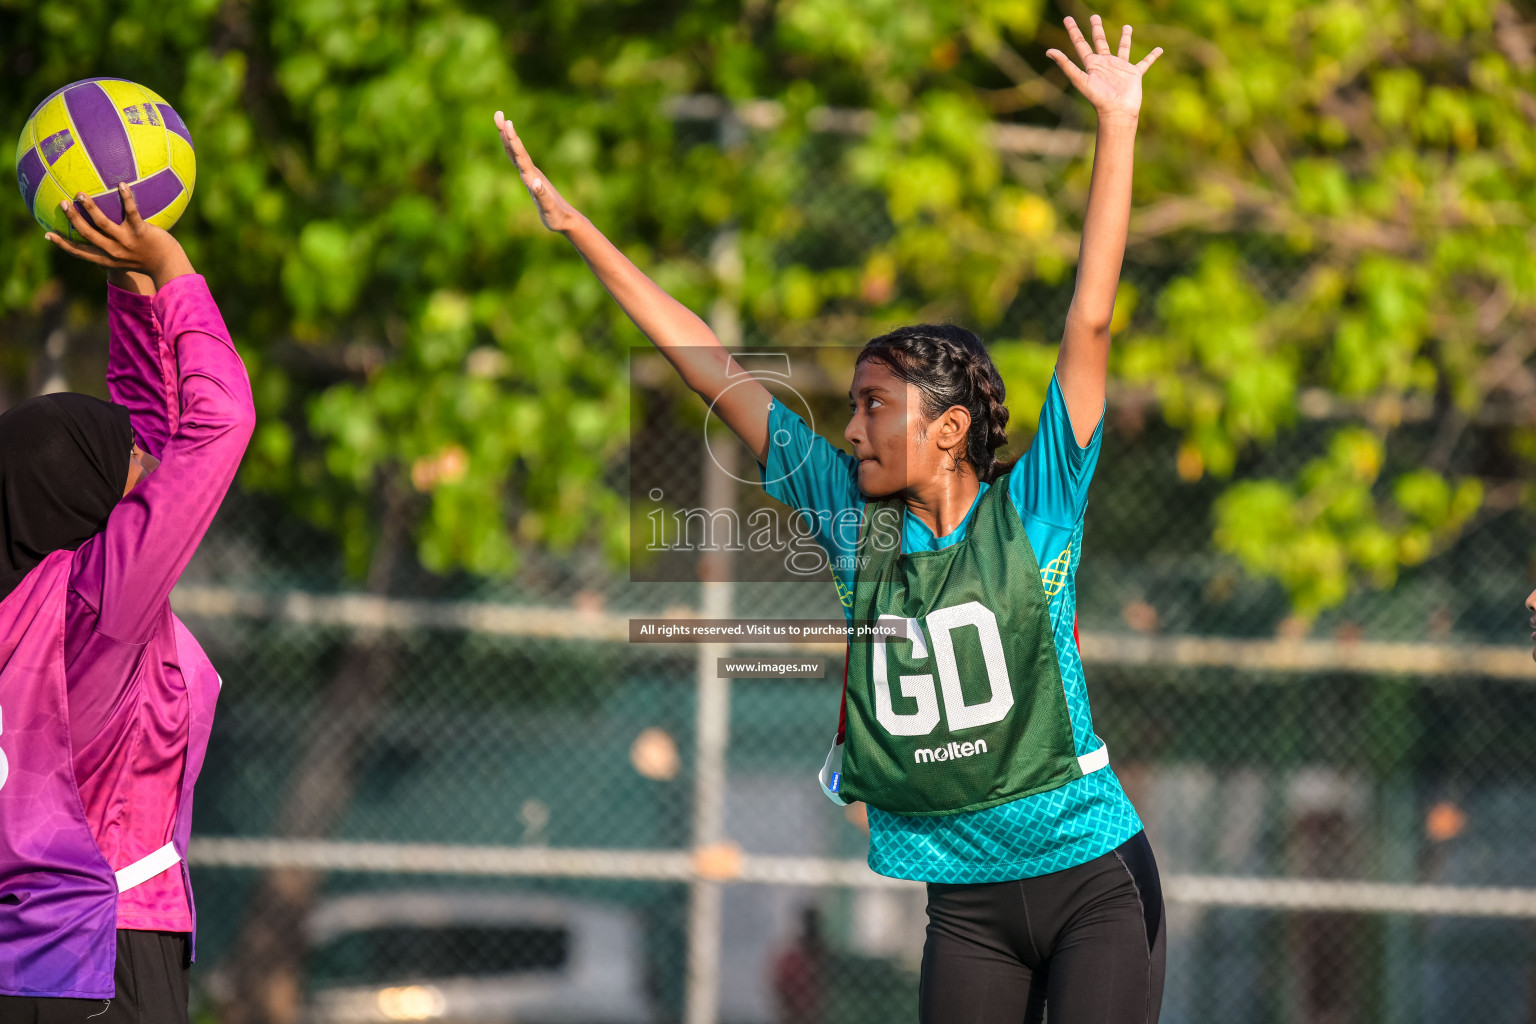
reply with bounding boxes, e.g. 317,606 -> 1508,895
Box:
45,182 -> 194,289
495,110 -> 584,234
1045,13 -> 1162,121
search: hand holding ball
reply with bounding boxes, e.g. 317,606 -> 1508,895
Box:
15,78 -> 196,240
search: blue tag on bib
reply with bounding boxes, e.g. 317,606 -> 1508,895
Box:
829,772 -> 841,793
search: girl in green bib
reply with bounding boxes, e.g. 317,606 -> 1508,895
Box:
496,12 -> 1165,1022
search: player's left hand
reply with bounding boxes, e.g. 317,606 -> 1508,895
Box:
1046,14 -> 1162,123
46,181 -> 194,290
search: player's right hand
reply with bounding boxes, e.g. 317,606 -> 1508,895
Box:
47,182 -> 195,291
495,110 -> 584,234
1044,13 -> 1162,124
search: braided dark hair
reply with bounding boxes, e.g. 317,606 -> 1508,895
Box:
856,324 -> 1015,483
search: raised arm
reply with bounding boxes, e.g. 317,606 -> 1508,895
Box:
1045,14 -> 1161,446
105,269 -> 177,456
49,185 -> 254,642
494,111 -> 772,463
96,274 -> 254,635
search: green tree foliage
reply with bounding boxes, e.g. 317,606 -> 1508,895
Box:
1109,0 -> 1520,618
2,0 -> 1531,616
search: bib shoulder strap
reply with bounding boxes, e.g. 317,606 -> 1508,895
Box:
854,499 -> 903,565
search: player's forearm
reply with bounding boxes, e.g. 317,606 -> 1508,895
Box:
108,269 -> 156,296
107,280 -> 175,455
1066,114 -> 1138,339
496,109 -> 765,442
561,217 -> 771,462
1056,114 -> 1137,441
562,217 -> 736,392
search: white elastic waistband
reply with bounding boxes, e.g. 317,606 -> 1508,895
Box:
1078,743 -> 1109,775
115,842 -> 180,893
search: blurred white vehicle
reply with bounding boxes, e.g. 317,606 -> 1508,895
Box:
300,890 -> 656,1024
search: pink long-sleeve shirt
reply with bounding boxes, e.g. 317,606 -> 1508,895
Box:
63,274 -> 253,931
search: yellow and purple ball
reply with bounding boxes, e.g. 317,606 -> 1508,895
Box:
15,78 -> 196,239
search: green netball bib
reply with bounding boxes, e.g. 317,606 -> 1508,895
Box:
824,479 -> 1085,816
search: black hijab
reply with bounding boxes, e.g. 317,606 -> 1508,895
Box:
0,393 -> 134,600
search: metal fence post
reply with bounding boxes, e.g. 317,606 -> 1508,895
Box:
684,226 -> 742,1024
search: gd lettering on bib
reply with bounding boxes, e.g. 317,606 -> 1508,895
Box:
836,480 -> 1083,816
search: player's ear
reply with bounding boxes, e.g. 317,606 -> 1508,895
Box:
937,405 -> 972,451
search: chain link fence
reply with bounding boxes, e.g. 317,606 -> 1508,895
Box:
133,114 -> 1536,1024
174,438 -> 1536,1024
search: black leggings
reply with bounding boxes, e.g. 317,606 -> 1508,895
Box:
919,830 -> 1165,1024
0,930 -> 189,1024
